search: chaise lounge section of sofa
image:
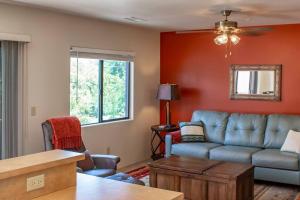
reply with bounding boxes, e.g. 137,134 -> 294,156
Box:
165,110 -> 300,185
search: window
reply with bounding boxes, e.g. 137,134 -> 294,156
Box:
70,48 -> 133,125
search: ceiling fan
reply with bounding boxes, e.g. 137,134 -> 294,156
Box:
176,10 -> 272,46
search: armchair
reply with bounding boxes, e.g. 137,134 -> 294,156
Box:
41,121 -> 120,177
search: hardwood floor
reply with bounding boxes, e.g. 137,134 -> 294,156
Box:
118,159 -> 151,173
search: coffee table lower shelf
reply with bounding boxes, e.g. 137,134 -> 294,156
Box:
149,156 -> 254,200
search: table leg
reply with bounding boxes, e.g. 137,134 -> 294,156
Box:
151,130 -> 164,160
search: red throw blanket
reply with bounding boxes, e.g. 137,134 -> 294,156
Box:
48,116 -> 82,150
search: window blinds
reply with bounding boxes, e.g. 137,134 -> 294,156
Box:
70,47 -> 135,62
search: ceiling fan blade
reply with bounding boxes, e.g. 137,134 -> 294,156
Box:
238,27 -> 272,36
239,32 -> 264,36
241,27 -> 272,32
176,29 -> 215,34
230,4 -> 300,20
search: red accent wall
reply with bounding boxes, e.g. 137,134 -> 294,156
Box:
160,24 -> 300,124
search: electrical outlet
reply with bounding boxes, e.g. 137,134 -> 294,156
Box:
31,106 -> 37,116
27,174 -> 45,192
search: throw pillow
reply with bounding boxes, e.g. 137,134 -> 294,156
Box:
281,130 -> 300,154
179,121 -> 205,142
77,150 -> 95,171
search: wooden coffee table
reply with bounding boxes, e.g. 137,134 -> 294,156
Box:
149,156 -> 254,200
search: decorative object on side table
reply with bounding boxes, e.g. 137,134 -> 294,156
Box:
156,83 -> 180,128
151,125 -> 179,160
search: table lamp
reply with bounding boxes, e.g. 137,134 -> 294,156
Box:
156,84 -> 180,128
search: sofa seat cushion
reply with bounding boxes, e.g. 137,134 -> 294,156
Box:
252,149 -> 299,171
83,169 -> 116,177
209,145 -> 261,163
171,142 -> 221,159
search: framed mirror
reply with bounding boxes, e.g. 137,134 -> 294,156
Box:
230,65 -> 282,101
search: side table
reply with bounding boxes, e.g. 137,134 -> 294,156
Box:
150,125 -> 179,160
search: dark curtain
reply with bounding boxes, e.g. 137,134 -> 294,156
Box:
0,41 -> 19,159
250,71 -> 258,94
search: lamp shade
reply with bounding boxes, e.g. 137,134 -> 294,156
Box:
156,84 -> 180,100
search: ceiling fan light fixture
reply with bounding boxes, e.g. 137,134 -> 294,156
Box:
230,34 -> 240,45
214,34 -> 228,45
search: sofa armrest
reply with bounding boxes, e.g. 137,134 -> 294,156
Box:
91,154 -> 121,170
165,135 -> 173,158
165,130 -> 182,158
167,130 -> 181,143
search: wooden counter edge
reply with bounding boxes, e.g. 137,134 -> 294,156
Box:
0,150 -> 85,180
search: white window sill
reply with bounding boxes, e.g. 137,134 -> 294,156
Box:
82,118 -> 133,128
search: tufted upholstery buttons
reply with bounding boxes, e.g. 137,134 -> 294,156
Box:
225,113 -> 266,147
191,110 -> 229,144
264,114 -> 300,148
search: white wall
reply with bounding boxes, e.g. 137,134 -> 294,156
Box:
0,3 -> 160,167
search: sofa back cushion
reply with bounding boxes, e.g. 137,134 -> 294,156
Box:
224,113 -> 267,148
191,110 -> 229,144
264,114 -> 300,148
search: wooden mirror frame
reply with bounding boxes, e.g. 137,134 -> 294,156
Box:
230,64 -> 282,101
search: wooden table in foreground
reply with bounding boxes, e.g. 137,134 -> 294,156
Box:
149,156 -> 254,200
34,173 -> 183,200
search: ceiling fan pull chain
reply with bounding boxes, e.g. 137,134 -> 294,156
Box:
229,40 -> 232,56
225,43 -> 228,58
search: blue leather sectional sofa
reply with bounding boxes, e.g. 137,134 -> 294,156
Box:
165,110 -> 300,185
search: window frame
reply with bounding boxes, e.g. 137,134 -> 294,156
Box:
100,60 -> 131,123
70,56 -> 132,126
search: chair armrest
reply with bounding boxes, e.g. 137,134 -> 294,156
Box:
76,167 -> 83,173
91,154 -> 120,170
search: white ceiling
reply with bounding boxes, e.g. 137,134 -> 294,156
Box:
6,0 -> 300,31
